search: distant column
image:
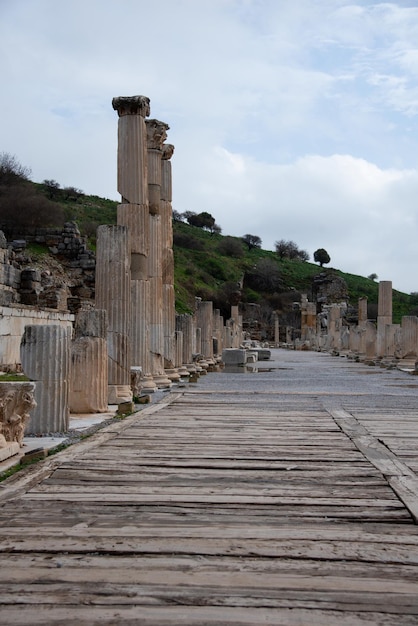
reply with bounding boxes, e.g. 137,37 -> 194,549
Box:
176,313 -> 196,368
377,281 -> 392,358
196,301 -> 214,360
96,224 -> 131,403
20,324 -> 71,434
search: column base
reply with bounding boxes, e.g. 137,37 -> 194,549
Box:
165,368 -> 181,382
108,385 -> 132,405
153,374 -> 173,389
140,375 -> 158,394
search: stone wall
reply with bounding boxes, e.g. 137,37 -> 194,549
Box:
0,305 -> 74,371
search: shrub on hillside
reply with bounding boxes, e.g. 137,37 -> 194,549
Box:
217,236 -> 245,258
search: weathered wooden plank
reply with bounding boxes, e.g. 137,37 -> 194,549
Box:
2,536 -> 417,563
1,605 -> 417,625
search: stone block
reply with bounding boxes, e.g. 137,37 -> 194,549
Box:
222,348 -> 246,365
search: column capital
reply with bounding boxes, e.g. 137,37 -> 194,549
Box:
162,144 -> 175,160
146,119 -> 170,150
112,95 -> 150,117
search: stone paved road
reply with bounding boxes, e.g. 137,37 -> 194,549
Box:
0,349 -> 418,625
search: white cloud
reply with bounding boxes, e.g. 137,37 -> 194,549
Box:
1,0 -> 418,293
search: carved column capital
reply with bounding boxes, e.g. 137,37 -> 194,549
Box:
112,95 -> 150,117
162,144 -> 175,160
146,119 -> 170,150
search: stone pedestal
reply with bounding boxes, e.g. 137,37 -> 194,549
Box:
20,324 -> 71,434
70,310 -> 108,413
96,225 -> 132,404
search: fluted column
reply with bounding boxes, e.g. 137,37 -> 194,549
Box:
112,95 -> 156,392
96,224 -> 132,403
176,314 -> 196,368
161,143 -> 177,375
196,301 -> 214,361
146,119 -> 171,388
70,310 -> 108,413
401,316 -> 418,359
20,325 -> 71,434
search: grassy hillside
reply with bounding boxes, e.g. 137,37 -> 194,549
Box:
1,177 -> 416,324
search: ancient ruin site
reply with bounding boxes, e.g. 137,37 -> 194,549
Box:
0,96 -> 418,624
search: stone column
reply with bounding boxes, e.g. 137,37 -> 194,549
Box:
196,300 -> 214,361
146,119 -> 172,388
358,297 -> 368,329
377,281 -> 392,358
401,316 -> 418,360
96,224 -> 132,404
112,95 -> 156,393
20,325 -> 71,434
161,143 -> 177,378
274,313 -> 280,346
70,310 -> 108,413
176,314 -> 196,371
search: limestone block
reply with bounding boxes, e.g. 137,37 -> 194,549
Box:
0,381 -> 36,446
222,349 -> 246,365
115,112 -> 148,205
20,325 -> 71,434
117,203 -> 149,256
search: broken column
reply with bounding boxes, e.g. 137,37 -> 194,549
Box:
70,309 -> 108,413
96,224 -> 132,404
399,316 -> 418,369
20,324 -> 71,434
377,281 -> 393,358
0,381 -> 36,457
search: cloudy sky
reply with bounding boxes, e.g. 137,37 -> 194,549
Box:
1,0 -> 418,293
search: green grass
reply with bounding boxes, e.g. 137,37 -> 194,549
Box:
27,183 -> 416,322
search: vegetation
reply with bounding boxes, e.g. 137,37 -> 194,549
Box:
1,153 -> 416,324
314,248 -> 331,267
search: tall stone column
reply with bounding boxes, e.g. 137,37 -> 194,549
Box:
146,119 -> 171,388
161,143 -> 177,377
20,325 -> 71,434
70,310 -> 108,413
96,224 -> 132,404
377,281 -> 393,358
112,95 -> 156,393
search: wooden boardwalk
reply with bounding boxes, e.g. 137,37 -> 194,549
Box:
1,350 -> 418,624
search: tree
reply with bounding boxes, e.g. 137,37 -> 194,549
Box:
186,211 -> 221,234
275,239 -> 309,261
42,179 -> 61,199
313,248 -> 331,267
0,152 -> 31,186
367,273 -> 378,281
242,234 -> 262,250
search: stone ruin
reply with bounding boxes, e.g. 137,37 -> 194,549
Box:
0,93 -> 245,460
